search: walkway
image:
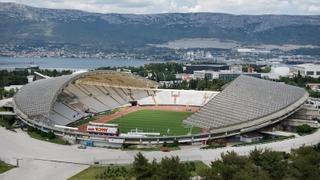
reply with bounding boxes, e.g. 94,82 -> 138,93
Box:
0,127 -> 319,179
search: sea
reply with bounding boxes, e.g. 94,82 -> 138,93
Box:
0,57 -> 164,70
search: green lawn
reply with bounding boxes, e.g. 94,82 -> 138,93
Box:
0,161 -> 15,174
191,161 -> 210,176
68,165 -> 131,180
109,109 -> 200,136
68,161 -> 208,180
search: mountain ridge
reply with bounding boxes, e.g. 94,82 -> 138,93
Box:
1,2 -> 319,49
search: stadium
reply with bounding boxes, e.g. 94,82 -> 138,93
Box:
12,70 -> 308,146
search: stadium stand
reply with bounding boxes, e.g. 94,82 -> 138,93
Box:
138,90 -> 217,106
65,83 -> 107,112
52,102 -> 82,121
49,110 -> 74,126
184,75 -> 308,132
81,85 -> 120,109
14,71 -> 158,125
138,95 -> 155,105
108,87 -> 130,105
130,89 -> 149,100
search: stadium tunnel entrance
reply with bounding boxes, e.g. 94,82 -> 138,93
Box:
129,100 -> 138,106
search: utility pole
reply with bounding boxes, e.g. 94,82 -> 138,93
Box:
15,158 -> 21,167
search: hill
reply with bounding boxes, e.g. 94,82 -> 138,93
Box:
0,2 -> 319,50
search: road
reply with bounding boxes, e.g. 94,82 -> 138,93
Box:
0,127 -> 319,180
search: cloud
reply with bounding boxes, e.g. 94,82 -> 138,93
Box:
0,0 -> 319,14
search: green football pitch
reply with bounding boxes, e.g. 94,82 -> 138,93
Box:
109,109 -> 201,136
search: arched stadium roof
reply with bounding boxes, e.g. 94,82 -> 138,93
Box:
184,75 -> 308,131
14,71 -> 158,118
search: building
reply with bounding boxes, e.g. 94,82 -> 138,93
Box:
218,72 -> 261,81
306,83 -> 320,91
175,73 -> 194,81
237,48 -> 270,54
185,64 -> 229,74
193,70 -> 217,80
292,64 -> 320,78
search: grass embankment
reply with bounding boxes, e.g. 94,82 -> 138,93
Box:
0,107 -> 15,131
232,135 -> 295,147
200,143 -> 226,150
0,116 -> 15,131
122,144 -> 180,151
110,109 -> 199,136
26,127 -> 70,145
0,160 -> 15,174
68,161 -> 208,180
69,165 -> 132,180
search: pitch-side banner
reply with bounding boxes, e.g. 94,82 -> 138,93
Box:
87,125 -> 118,135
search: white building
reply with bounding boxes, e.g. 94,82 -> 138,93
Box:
292,64 -> 320,78
237,48 -> 270,54
193,70 -> 218,80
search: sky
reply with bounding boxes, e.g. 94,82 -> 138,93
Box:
1,0 -> 319,15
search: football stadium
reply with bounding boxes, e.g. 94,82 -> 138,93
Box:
12,70 -> 308,146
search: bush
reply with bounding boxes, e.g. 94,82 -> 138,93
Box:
122,144 -> 129,149
163,141 -> 168,147
296,124 -> 314,135
200,143 -> 225,149
27,126 -> 35,132
40,131 -> 47,137
47,132 -> 56,140
171,140 -> 179,147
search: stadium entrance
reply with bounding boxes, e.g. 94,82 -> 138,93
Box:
129,100 -> 138,106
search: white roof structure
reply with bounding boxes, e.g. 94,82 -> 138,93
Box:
14,74 -> 77,117
184,75 -> 308,131
14,71 -> 158,118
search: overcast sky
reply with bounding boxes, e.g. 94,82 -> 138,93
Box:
1,0 -> 319,15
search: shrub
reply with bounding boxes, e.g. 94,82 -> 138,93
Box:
47,132 -> 56,139
296,124 -> 314,135
27,126 -> 35,132
172,140 -> 179,147
40,131 -> 47,137
163,141 -> 168,147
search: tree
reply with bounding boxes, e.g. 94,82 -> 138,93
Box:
288,146 -> 320,180
249,149 -> 288,179
157,156 -> 190,180
200,151 -> 273,180
131,152 -> 153,179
